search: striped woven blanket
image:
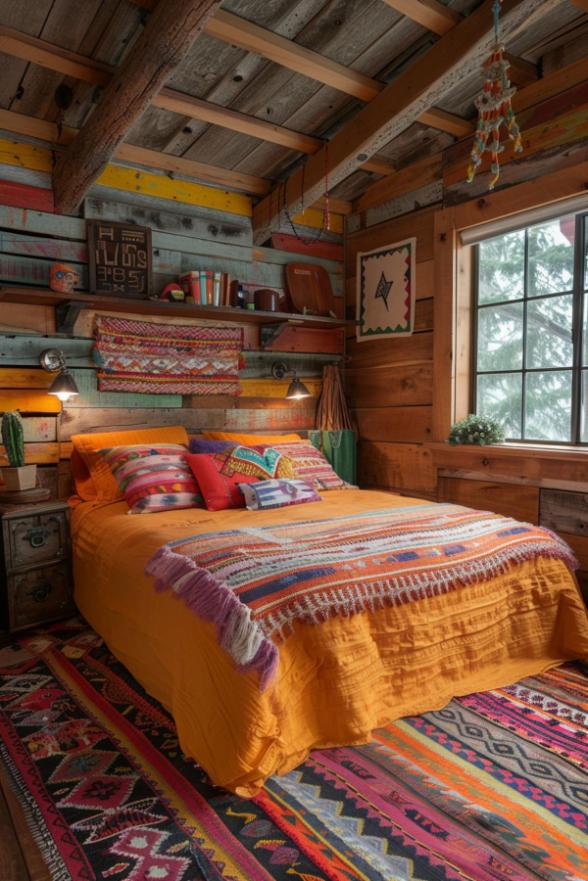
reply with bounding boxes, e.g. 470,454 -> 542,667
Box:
145,503 -> 577,689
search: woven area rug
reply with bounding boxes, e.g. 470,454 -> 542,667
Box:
94,315 -> 242,395
0,620 -> 586,881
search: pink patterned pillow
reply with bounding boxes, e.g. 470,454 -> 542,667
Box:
254,442 -> 346,490
100,444 -> 203,513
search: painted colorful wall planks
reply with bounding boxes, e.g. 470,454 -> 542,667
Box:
0,178 -> 345,497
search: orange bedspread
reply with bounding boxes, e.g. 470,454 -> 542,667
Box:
71,489 -> 588,795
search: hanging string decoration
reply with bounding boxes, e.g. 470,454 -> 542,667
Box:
467,0 -> 523,190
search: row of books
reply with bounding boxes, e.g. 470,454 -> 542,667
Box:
180,270 -> 233,307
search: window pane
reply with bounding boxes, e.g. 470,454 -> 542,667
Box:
582,370 -> 588,443
478,230 -> 524,304
526,294 -> 573,369
524,371 -> 572,442
528,216 -> 574,297
477,373 -> 522,439
477,303 -> 523,372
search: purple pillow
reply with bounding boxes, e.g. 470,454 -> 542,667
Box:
189,438 -> 236,454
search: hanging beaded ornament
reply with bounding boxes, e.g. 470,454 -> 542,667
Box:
467,0 -> 523,190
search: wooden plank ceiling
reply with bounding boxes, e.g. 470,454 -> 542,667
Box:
0,0 -> 586,224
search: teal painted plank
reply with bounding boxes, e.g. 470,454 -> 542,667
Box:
68,368 -> 182,409
0,254 -> 88,287
0,232 -> 87,262
88,186 -> 251,229
153,230 -> 252,263
84,197 -> 253,247
0,204 -> 85,240
0,335 -> 93,367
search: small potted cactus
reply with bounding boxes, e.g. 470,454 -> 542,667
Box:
1,411 -> 37,491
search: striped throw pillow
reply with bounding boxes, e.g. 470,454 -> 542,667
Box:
100,444 -> 203,513
239,478 -> 321,510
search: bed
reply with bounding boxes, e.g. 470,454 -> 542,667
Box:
70,482 -> 588,796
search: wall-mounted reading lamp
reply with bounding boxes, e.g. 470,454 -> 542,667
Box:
39,349 -> 80,403
271,361 -> 311,400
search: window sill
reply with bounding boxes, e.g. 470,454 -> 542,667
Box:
427,441 -> 588,464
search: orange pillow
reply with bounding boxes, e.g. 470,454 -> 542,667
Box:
202,431 -> 302,445
70,425 -> 189,501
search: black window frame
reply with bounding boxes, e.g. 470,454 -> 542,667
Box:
472,210 -> 587,446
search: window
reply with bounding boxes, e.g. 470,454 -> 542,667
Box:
474,212 -> 588,444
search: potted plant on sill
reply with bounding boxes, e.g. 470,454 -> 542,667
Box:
1,411 -> 37,491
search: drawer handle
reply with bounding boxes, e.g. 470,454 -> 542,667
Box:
26,527 -> 49,549
28,584 -> 52,603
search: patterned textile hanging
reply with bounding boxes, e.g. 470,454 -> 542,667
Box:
467,0 -> 523,190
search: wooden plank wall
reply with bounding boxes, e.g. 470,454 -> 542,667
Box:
345,80 -> 588,591
345,206 -> 436,498
0,190 -> 344,499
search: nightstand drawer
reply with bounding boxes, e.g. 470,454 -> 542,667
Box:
4,509 -> 68,570
7,563 -> 74,632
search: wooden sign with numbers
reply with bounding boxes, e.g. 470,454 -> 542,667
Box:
87,220 -> 152,298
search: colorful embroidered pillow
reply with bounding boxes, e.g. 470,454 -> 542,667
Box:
254,441 -> 347,490
101,444 -> 203,514
187,445 -> 294,511
239,479 -> 321,510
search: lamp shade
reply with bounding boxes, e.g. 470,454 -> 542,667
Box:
286,377 -> 311,400
48,370 -> 79,402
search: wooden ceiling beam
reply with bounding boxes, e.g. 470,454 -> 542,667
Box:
0,27 -> 323,155
361,157 -> 397,175
381,0 -> 459,35
570,0 -> 588,12
418,108 -> 474,138
0,25 -> 431,181
381,0 -> 537,86
205,10 -> 382,102
52,0 -> 224,214
252,0 -> 558,243
0,107 -> 351,213
126,1 -> 475,134
202,11 -> 474,137
0,26 -> 110,85
354,53 -> 588,214
152,89 -> 320,154
0,108 -> 270,195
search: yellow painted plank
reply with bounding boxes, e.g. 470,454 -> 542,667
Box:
0,368 -> 52,389
0,390 -> 61,413
291,206 -> 343,235
0,136 -> 252,217
0,137 -> 52,172
0,441 -> 59,465
98,166 -> 252,217
240,378 -> 322,398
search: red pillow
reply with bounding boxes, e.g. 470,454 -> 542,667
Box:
187,445 -> 294,511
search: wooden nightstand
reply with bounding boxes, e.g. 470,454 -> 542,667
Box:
0,500 -> 75,638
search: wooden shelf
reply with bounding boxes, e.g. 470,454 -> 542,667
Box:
0,286 -> 352,330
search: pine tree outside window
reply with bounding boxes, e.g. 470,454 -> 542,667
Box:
473,212 -> 588,444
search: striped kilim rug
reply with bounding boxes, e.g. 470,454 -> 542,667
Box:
0,619 -> 586,881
